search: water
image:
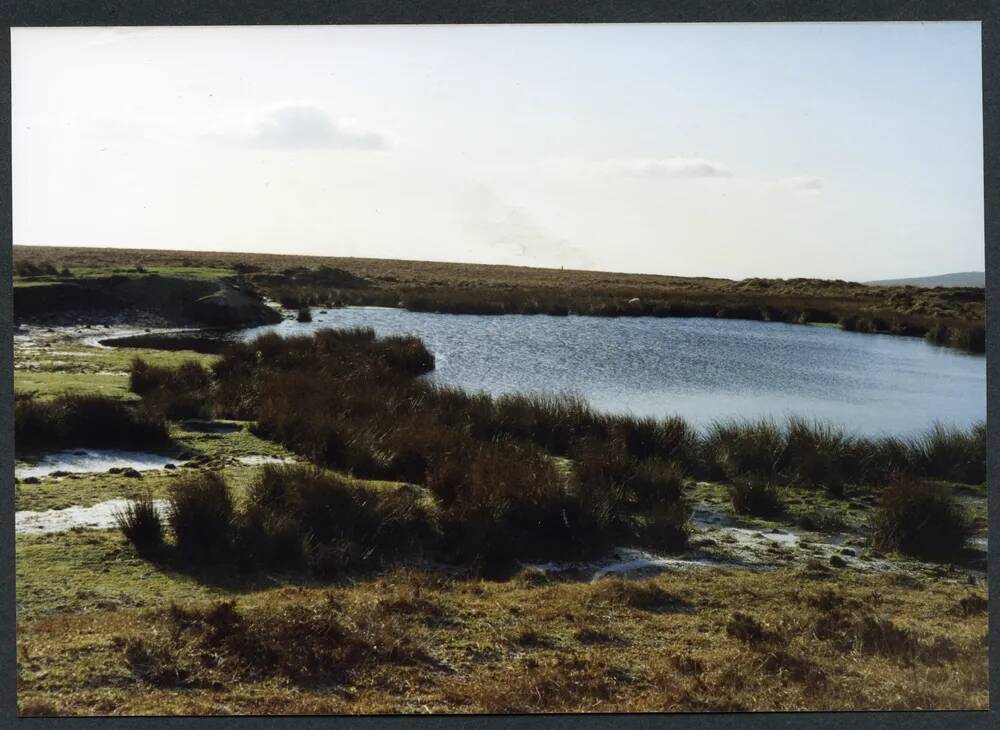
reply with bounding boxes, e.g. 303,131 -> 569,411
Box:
237,308 -> 985,437
15,450 -> 176,479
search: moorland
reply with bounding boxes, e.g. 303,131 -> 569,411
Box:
12,245 -> 988,714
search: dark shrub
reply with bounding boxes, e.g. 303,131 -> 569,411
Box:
871,480 -> 972,561
114,495 -> 164,556
237,465 -> 439,576
638,500 -> 691,553
129,358 -> 213,420
729,478 -> 785,518
14,394 -> 171,455
630,460 -> 686,509
167,471 -> 234,559
14,260 -> 59,277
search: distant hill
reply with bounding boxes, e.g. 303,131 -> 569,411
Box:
864,271 -> 984,288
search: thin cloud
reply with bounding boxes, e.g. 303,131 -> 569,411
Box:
776,175 -> 824,192
209,103 -> 388,150
459,183 -> 593,269
609,157 -> 733,179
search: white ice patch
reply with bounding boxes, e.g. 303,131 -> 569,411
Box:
235,455 -> 297,466
16,499 -> 168,535
16,450 -> 175,479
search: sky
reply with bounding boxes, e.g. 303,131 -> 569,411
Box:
11,22 -> 985,281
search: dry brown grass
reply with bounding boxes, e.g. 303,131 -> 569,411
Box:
17,566 -> 987,715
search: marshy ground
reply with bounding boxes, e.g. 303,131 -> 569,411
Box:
12,250 -> 989,715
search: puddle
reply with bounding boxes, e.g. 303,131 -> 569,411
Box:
16,450 -> 176,479
16,499 -> 168,535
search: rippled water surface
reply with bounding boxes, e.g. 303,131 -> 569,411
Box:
238,308 -> 985,436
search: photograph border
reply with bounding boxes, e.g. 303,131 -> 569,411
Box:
1,1 -> 996,728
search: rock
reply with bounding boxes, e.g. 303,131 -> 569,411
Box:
164,463 -> 177,470
829,555 -> 847,568
22,477 -> 40,484
108,467 -> 124,474
840,547 -> 856,556
121,468 -> 143,479
50,470 -> 70,478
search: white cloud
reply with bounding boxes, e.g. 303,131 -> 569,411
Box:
776,175 -> 824,192
208,102 -> 388,150
609,157 -> 733,179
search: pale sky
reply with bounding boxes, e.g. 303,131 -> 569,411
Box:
11,22 -> 984,281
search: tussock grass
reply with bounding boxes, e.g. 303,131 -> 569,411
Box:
167,472 -> 235,560
703,416 -> 984,491
729,478 -> 785,518
113,495 -> 164,557
129,358 -> 213,420
14,393 -> 171,455
870,480 -> 973,561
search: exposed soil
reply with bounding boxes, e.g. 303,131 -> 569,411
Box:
14,275 -> 281,329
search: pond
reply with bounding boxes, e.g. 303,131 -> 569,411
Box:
238,308 -> 985,437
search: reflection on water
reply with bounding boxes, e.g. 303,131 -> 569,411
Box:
238,308 -> 985,437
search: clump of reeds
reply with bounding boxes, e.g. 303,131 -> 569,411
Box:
729,478 -> 785,518
870,480 -> 973,561
14,393 -> 171,455
166,471 -> 235,560
113,495 -> 164,557
129,358 -> 213,419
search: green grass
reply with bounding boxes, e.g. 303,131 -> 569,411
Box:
14,265 -> 236,287
14,371 -> 133,400
15,342 -> 219,400
16,530 -> 234,620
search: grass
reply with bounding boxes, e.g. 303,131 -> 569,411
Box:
16,564 -> 988,713
14,337 -> 219,401
14,264 -> 235,287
